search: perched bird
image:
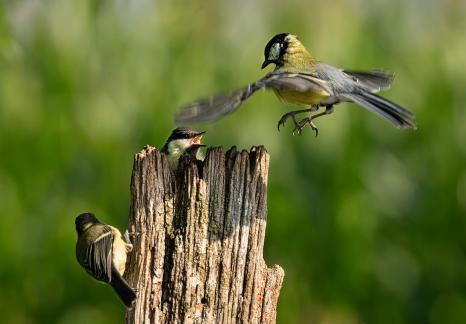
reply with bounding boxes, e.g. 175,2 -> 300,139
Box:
175,33 -> 416,136
161,127 -> 206,169
75,212 -> 136,307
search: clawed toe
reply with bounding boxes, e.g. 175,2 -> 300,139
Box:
296,118 -> 319,137
124,229 -> 145,246
277,112 -> 297,131
292,121 -> 306,136
125,230 -> 145,237
277,106 -> 320,134
292,127 -> 301,136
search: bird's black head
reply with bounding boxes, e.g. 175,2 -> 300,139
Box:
262,33 -> 291,69
75,212 -> 100,235
166,127 -> 205,142
162,127 -> 206,154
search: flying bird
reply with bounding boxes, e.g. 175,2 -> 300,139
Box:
175,33 -> 416,136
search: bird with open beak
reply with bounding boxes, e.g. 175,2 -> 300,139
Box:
161,127 -> 206,169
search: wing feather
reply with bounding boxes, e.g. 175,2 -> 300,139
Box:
175,72 -> 330,125
85,226 -> 114,283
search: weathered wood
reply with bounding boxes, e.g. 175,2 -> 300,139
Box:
125,145 -> 284,324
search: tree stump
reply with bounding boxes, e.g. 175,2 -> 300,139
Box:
125,145 -> 284,324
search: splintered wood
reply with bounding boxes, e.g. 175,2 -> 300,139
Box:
125,146 -> 284,324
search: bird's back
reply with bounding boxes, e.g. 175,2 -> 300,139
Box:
313,63 -> 357,93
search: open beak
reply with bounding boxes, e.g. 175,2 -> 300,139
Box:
191,131 -> 205,145
261,60 -> 271,69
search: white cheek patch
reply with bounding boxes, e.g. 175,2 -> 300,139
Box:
168,139 -> 190,157
269,43 -> 281,60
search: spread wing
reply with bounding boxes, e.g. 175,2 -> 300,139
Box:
174,72 -> 330,125
84,225 -> 114,283
174,87 -> 252,125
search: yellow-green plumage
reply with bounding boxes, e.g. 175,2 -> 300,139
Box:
75,213 -> 136,307
280,37 -> 318,72
273,35 -> 329,106
273,88 -> 328,106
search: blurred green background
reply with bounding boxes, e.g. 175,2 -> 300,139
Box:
1,0 -> 466,323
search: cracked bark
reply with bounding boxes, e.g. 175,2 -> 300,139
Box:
125,145 -> 284,324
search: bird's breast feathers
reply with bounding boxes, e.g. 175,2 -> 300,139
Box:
273,88 -> 329,106
111,227 -> 129,276
274,38 -> 329,105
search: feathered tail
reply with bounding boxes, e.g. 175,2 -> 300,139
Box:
343,90 -> 416,129
344,70 -> 394,92
110,267 -> 136,307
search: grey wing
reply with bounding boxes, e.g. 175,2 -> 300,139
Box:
174,72 -> 330,125
85,225 -> 114,283
174,85 -> 259,125
343,70 -> 394,92
263,72 -> 330,94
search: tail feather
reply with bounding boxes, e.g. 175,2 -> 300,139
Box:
362,91 -> 415,119
344,70 -> 394,92
343,91 -> 416,129
110,267 -> 136,307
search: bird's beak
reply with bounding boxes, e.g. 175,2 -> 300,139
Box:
191,131 -> 205,145
261,60 -> 271,69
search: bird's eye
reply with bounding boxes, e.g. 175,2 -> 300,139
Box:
268,43 -> 282,60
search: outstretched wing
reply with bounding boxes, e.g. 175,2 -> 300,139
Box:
174,72 -> 330,125
343,70 -> 394,92
174,86 -> 257,125
84,225 -> 114,283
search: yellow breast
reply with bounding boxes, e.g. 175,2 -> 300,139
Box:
273,36 -> 328,105
274,88 -> 327,106
111,227 -> 132,276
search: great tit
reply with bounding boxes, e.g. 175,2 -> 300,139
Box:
175,33 -> 416,136
161,127 -> 206,169
75,212 -> 136,307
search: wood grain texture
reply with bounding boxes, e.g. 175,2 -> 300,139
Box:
125,145 -> 284,324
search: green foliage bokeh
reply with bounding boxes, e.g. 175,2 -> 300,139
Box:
1,1 -> 466,323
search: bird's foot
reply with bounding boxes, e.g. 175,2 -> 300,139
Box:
124,229 -> 145,248
277,112 -> 299,132
296,105 -> 334,137
297,118 -> 319,137
125,229 -> 144,238
292,120 -> 308,136
277,106 -> 319,133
